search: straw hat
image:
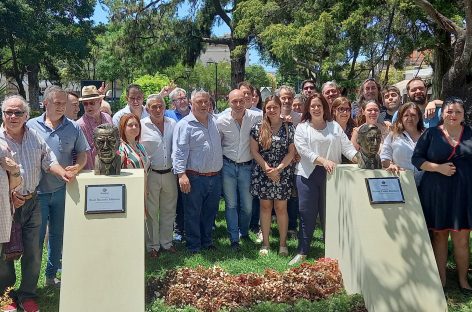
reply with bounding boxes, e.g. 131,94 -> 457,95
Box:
79,85 -> 105,101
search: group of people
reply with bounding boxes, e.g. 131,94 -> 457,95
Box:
0,75 -> 471,311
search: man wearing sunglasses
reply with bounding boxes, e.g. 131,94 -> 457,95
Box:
27,86 -> 89,290
0,95 -> 75,312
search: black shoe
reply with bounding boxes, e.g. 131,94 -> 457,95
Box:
459,286 -> 472,295
231,242 -> 241,252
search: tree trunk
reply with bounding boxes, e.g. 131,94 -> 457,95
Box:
27,63 -> 41,110
229,42 -> 247,88
8,37 -> 26,98
431,27 -> 452,100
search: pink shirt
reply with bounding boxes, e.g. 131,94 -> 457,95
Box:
77,112 -> 113,170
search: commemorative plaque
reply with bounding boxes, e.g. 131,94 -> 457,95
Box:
85,184 -> 126,214
365,177 -> 405,204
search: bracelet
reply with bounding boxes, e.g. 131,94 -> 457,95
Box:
11,171 -> 20,177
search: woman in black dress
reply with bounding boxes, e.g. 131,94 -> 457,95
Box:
412,97 -> 472,292
250,96 -> 296,257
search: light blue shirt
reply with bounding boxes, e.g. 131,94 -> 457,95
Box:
172,112 -> 223,174
112,105 -> 150,126
392,107 -> 441,128
27,114 -> 90,193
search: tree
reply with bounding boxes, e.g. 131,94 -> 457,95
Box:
411,0 -> 472,117
245,65 -> 271,88
0,0 -> 95,107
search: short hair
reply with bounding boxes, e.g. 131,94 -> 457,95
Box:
169,88 -> 187,100
119,113 -> 141,143
126,84 -> 143,95
67,91 -> 79,99
43,85 -> 67,104
1,95 -> 31,116
275,85 -> 295,97
146,94 -> 165,107
357,78 -> 382,105
237,81 -> 254,93
321,81 -> 339,93
93,123 -> 119,142
301,94 -> 332,123
406,77 -> 426,93
190,89 -> 210,101
294,94 -> 305,102
301,79 -> 316,90
382,85 -> 401,96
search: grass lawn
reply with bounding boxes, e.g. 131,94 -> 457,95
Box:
11,201 -> 472,311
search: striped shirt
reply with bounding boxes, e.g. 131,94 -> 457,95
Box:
77,112 -> 113,170
119,142 -> 150,170
0,124 -> 59,195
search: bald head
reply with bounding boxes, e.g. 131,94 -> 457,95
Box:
228,89 -> 246,117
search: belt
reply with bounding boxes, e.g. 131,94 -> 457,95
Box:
223,156 -> 252,166
22,191 -> 37,200
186,170 -> 219,177
151,168 -> 172,174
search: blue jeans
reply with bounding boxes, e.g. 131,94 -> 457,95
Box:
222,160 -> 253,243
38,186 -> 66,279
183,173 -> 222,252
0,197 -> 42,302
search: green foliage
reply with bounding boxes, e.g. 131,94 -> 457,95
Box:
245,65 -> 271,88
118,73 -> 171,106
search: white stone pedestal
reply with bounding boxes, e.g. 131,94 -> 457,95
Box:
325,165 -> 446,312
60,169 -> 145,312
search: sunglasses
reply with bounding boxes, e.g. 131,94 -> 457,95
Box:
3,111 -> 25,117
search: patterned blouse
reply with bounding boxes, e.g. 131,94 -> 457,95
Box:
119,141 -> 150,171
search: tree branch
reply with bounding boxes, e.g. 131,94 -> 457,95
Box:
201,36 -> 232,45
211,0 -> 232,31
412,0 -> 462,35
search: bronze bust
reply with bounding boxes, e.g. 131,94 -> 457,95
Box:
93,123 -> 121,175
357,124 -> 382,169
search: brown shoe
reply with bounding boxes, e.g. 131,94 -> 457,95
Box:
164,246 -> 177,253
148,249 -> 160,258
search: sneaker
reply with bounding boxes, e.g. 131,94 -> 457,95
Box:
288,254 -> 307,266
19,299 -> 39,312
1,302 -> 17,312
45,277 -> 61,288
279,246 -> 289,257
259,246 -> 270,256
255,230 -> 263,243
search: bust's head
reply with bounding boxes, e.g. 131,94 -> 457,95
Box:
357,123 -> 381,157
93,123 -> 119,164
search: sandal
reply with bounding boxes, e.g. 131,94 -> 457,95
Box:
259,246 -> 270,256
279,246 -> 288,257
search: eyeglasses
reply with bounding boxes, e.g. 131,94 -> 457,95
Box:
336,107 -> 351,113
3,111 -> 25,117
303,86 -> 315,90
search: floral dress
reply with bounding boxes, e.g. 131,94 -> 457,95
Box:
250,122 -> 295,200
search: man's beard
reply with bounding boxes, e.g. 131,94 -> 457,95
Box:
411,95 -> 425,105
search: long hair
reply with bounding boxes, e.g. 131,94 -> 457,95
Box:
357,78 -> 383,106
301,94 -> 332,123
259,96 -> 282,150
331,97 -> 357,128
119,113 -> 141,143
438,96 -> 466,125
356,100 -> 381,125
392,102 -> 425,137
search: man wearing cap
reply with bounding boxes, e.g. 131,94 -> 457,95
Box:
77,85 -> 113,170
27,86 -> 89,288
0,95 -> 74,312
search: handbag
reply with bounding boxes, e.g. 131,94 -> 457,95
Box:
2,202 -> 23,261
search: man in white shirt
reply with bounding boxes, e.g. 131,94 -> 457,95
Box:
217,89 -> 261,250
140,95 -> 177,258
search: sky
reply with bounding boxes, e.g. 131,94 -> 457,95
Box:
92,3 -> 276,72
